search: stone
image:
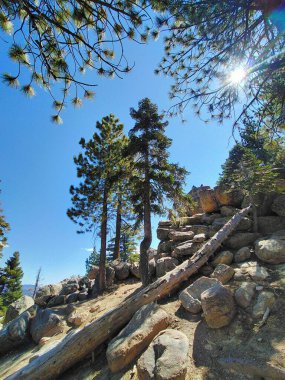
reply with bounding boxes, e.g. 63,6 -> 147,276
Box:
4,295 -> 34,323
137,329 -> 189,380
202,213 -> 221,225
237,217 -> 253,232
201,284 -> 236,328
255,233 -> 285,264
235,282 -> 256,308
199,264 -> 214,276
184,213 -> 205,224
193,233 -> 206,243
252,292 -> 275,318
257,216 -> 285,234
224,233 -> 261,249
211,251 -> 233,267
147,248 -> 157,260
77,291 -> 88,302
59,283 -> 79,296
157,240 -> 173,254
67,310 -> 89,327
242,192 -> 278,216
149,259 -> 156,278
239,261 -> 269,281
36,284 -> 62,298
157,228 -> 171,241
47,295 -> 66,307
168,230 -> 194,242
235,246 -> 251,263
130,262 -> 141,279
212,217 -> 230,231
172,241 -> 203,257
34,295 -> 52,307
38,337 -> 51,347
106,266 -> 115,287
220,206 -> 239,217
211,264 -> 235,284
271,195 -> 285,217
106,303 -> 169,373
66,292 -> 79,304
30,309 -> 65,344
156,257 -> 179,277
179,276 -> 221,314
87,265 -> 99,280
188,225 -> 209,236
214,187 -> 243,207
0,305 -> 38,354
199,188 -> 219,213
158,220 -> 172,227
114,262 -> 130,281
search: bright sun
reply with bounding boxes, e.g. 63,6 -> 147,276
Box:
229,67 -> 246,84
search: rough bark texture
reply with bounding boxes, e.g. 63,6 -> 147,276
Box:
6,206 -> 251,380
98,188 -> 108,292
113,198 -> 122,260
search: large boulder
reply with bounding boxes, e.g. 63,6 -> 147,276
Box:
255,231 -> 285,264
235,282 -> 256,308
114,262 -> 130,281
199,188 -> 219,213
30,308 -> 65,344
210,264 -> 235,284
172,241 -> 203,257
47,295 -> 66,307
106,266 -> 115,287
201,284 -> 236,328
179,277 -> 221,314
59,282 -> 79,296
4,295 -> 34,324
130,262 -> 141,279
214,187 -> 243,207
36,283 -> 62,299
168,231 -> 194,242
220,206 -> 239,217
271,195 -> 285,217
87,265 -> 99,280
235,261 -> 269,281
224,233 -> 261,249
157,240 -> 173,254
242,192 -> 278,216
156,257 -> 179,278
257,216 -> 285,234
252,292 -> 275,318
0,305 -> 38,354
211,250 -> 233,267
137,329 -> 189,380
234,247 -> 251,263
157,228 -> 171,241
106,303 -> 169,373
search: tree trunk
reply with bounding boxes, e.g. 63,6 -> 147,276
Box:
6,206 -> 251,380
98,188 -> 108,292
113,197 -> 122,260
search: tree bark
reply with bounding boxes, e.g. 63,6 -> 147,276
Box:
98,187 -> 108,292
113,196 -> 122,260
5,206 -> 251,380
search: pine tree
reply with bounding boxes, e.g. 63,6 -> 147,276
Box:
107,223 -> 140,261
67,114 -> 128,292
85,248 -> 100,274
128,98 -> 188,286
0,192 -> 10,259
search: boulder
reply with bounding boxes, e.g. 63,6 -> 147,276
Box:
210,264 -> 235,284
224,233 -> 261,249
201,213 -> 221,225
252,292 -> 275,318
0,305 -> 38,354
47,295 -> 66,307
67,310 -> 89,327
168,230 -> 194,242
199,188 -> 219,213
255,232 -> 285,264
66,292 -> 79,304
172,241 -> 203,257
235,282 -> 256,308
211,250 -> 233,267
106,266 -> 115,287
234,247 -> 251,263
147,248 -> 157,260
106,303 -> 169,373
4,295 -> 34,324
157,240 -> 173,254
199,264 -> 214,276
201,284 -> 236,328
193,233 -> 206,243
34,295 -> 52,307
214,187 -> 243,207
237,261 -> 269,281
156,257 -> 179,278
77,291 -> 88,302
183,214 -> 205,224
149,259 -> 156,278
157,228 -> 171,241
180,225 -> 209,236
242,192 -> 278,216
158,221 -> 172,227
137,329 -> 189,380
114,262 -> 130,281
179,276 -> 221,314
36,284 -> 62,298
220,206 -> 239,217
212,217 -> 230,231
59,282 -> 79,296
257,216 -> 285,234
87,265 -> 99,280
130,262 -> 141,279
30,309 -> 65,344
271,195 -> 285,217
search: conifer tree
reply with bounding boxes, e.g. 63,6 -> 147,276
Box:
128,98 -> 188,286
0,193 -> 10,259
85,247 -> 100,273
67,114 -> 127,292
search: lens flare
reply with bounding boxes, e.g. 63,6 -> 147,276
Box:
229,67 -> 246,84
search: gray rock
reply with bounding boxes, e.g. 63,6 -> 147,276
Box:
238,261 -> 269,281
137,329 -> 189,380
0,305 -> 38,354
4,295 -> 34,323
157,240 -> 173,254
220,206 -> 239,217
257,216 -> 285,235
149,259 -> 156,278
106,266 -> 115,287
30,308 -> 65,344
172,241 -> 203,257
47,295 -> 66,307
36,283 -> 62,298
158,221 -> 172,227
271,195 -> 285,217
202,213 -> 221,225
199,264 -> 214,276
157,228 -> 171,241
60,282 -> 79,296
156,257 -> 179,278
210,264 -> 235,284
255,232 -> 285,264
242,192 -> 278,216
235,246 -> 251,263
201,284 -> 236,328
106,303 -> 169,373
87,265 -> 99,280
235,282 -> 256,308
193,233 -> 206,243
179,292 -> 202,314
212,217 -> 230,231
114,262 -> 130,280
168,230 -> 194,242
252,292 -> 275,318
211,250 -> 233,267
130,262 -> 141,279
66,292 -> 79,304
77,291 -> 88,302
188,225 -> 209,236
224,233 -> 261,249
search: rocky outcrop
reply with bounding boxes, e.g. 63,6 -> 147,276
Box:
224,232 -> 261,249
106,303 -> 169,373
137,329 -> 189,380
257,216 -> 285,234
255,231 -> 285,264
168,230 -> 194,242
30,309 -> 65,344
4,295 -> 34,324
172,241 -> 203,257
201,284 -> 236,328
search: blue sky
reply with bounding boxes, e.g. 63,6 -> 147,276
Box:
0,34 -> 237,285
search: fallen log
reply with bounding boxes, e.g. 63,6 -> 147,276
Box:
6,205 -> 251,380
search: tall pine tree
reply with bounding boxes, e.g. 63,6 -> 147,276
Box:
128,98 -> 188,286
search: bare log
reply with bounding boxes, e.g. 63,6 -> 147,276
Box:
6,206 -> 251,380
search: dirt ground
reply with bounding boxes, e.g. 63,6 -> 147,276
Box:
1,264 -> 285,380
